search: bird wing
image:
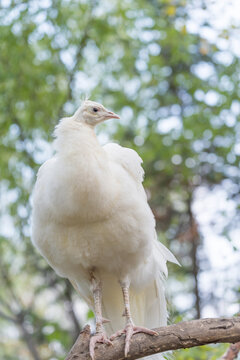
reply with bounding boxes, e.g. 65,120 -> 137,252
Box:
36,156 -> 57,180
103,143 -> 144,184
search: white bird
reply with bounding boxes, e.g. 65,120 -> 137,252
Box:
31,100 -> 179,360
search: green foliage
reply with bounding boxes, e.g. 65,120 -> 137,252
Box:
176,343 -> 228,360
0,0 -> 239,359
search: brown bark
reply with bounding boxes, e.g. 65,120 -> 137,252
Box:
65,317 -> 240,360
191,232 -> 201,318
188,199 -> 201,319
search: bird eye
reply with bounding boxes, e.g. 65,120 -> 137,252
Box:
93,107 -> 98,113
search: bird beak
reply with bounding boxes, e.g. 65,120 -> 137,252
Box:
105,110 -> 120,119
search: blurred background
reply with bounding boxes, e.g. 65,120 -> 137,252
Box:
0,0 -> 240,359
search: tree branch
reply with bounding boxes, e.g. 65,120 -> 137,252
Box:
0,265 -> 41,360
65,317 -> 240,360
17,316 -> 41,360
0,309 -> 17,323
64,280 -> 82,341
188,197 -> 201,319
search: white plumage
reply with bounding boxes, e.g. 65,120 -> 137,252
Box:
31,100 -> 178,359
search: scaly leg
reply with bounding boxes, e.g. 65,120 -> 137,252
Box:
110,278 -> 158,357
89,271 -> 112,360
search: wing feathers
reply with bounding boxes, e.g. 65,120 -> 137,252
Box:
103,143 -> 144,183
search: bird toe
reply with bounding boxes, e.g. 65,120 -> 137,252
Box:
89,332 -> 112,360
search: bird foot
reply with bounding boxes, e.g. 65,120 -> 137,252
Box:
110,323 -> 158,357
89,331 -> 112,360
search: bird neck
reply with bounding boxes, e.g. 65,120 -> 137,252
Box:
54,118 -> 103,158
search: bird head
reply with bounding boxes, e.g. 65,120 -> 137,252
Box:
75,100 -> 120,126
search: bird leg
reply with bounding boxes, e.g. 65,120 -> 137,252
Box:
110,279 -> 158,357
89,271 -> 112,360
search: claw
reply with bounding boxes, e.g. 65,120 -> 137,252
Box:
101,317 -> 111,324
133,326 -> 158,336
110,324 -> 158,357
89,332 -> 113,360
110,329 -> 124,341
